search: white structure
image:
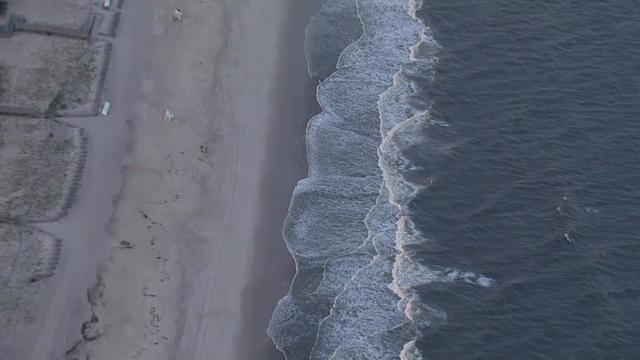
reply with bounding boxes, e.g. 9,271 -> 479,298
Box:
101,101 -> 111,116
173,8 -> 183,21
103,0 -> 111,9
164,110 -> 175,122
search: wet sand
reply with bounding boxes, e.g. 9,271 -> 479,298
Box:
238,1 -> 322,359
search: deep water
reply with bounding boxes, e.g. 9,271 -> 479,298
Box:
412,1 -> 640,359
270,0 -> 640,359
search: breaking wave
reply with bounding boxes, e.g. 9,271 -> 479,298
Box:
269,0 -> 494,358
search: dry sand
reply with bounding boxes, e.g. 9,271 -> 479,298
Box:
2,0 -> 319,359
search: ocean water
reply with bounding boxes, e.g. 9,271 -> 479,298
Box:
269,0 -> 640,359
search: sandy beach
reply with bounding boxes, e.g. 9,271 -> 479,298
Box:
1,0 -> 319,358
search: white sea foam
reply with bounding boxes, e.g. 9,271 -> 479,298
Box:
270,0 -> 493,359
308,0 -> 432,358
400,340 -> 423,360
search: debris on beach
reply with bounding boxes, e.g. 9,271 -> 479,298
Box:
119,240 -> 133,249
200,144 -> 208,154
173,8 -> 183,21
81,315 -> 100,341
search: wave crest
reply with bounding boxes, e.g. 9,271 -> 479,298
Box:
270,0 -> 491,359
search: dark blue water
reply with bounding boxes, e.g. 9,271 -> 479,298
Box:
269,0 -> 640,359
413,1 -> 640,359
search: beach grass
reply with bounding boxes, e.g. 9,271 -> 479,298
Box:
50,44 -> 99,112
0,117 -> 86,222
0,223 -> 61,331
0,35 -> 100,113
